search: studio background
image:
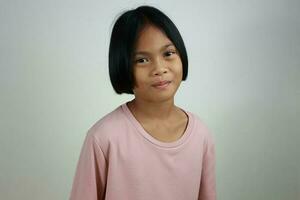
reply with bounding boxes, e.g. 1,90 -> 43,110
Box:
0,0 -> 299,199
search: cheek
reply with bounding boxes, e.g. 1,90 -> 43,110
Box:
171,57 -> 183,72
173,64 -> 183,80
134,68 -> 150,82
132,73 -> 147,89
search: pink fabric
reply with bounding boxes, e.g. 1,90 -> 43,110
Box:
70,103 -> 216,200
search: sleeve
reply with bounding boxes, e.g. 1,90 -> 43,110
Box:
69,133 -> 107,200
198,132 -> 216,200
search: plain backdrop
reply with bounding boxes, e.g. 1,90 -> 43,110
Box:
0,0 -> 299,199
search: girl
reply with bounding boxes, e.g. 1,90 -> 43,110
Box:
70,5 -> 216,200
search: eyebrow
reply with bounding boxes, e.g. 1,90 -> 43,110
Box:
134,43 -> 175,56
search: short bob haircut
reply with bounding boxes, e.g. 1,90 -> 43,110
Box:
109,5 -> 188,94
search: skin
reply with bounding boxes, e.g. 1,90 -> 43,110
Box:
127,23 -> 188,143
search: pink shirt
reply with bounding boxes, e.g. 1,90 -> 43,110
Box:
70,103 -> 216,200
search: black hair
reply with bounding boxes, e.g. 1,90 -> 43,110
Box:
109,5 -> 188,94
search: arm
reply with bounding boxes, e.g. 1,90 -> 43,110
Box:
70,133 -> 107,200
198,133 -> 216,200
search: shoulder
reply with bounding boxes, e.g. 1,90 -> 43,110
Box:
186,110 -> 215,144
85,104 -> 129,150
186,111 -> 216,158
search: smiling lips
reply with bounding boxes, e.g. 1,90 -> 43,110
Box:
152,80 -> 171,89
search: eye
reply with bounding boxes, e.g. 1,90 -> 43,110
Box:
135,58 -> 149,64
164,50 -> 176,57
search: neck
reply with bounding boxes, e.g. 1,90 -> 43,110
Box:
127,98 -> 177,121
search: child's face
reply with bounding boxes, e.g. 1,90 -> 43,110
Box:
132,24 -> 183,103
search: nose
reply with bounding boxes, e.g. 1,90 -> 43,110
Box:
152,58 -> 168,76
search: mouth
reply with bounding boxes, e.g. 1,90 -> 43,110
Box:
152,80 -> 171,89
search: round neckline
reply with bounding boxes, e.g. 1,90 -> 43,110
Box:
121,102 -> 194,148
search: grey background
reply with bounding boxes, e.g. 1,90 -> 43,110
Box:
0,0 -> 299,199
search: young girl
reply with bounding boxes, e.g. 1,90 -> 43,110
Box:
70,5 -> 216,200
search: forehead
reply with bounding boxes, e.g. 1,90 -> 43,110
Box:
134,24 -> 173,51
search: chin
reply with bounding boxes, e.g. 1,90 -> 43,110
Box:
149,91 -> 177,102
